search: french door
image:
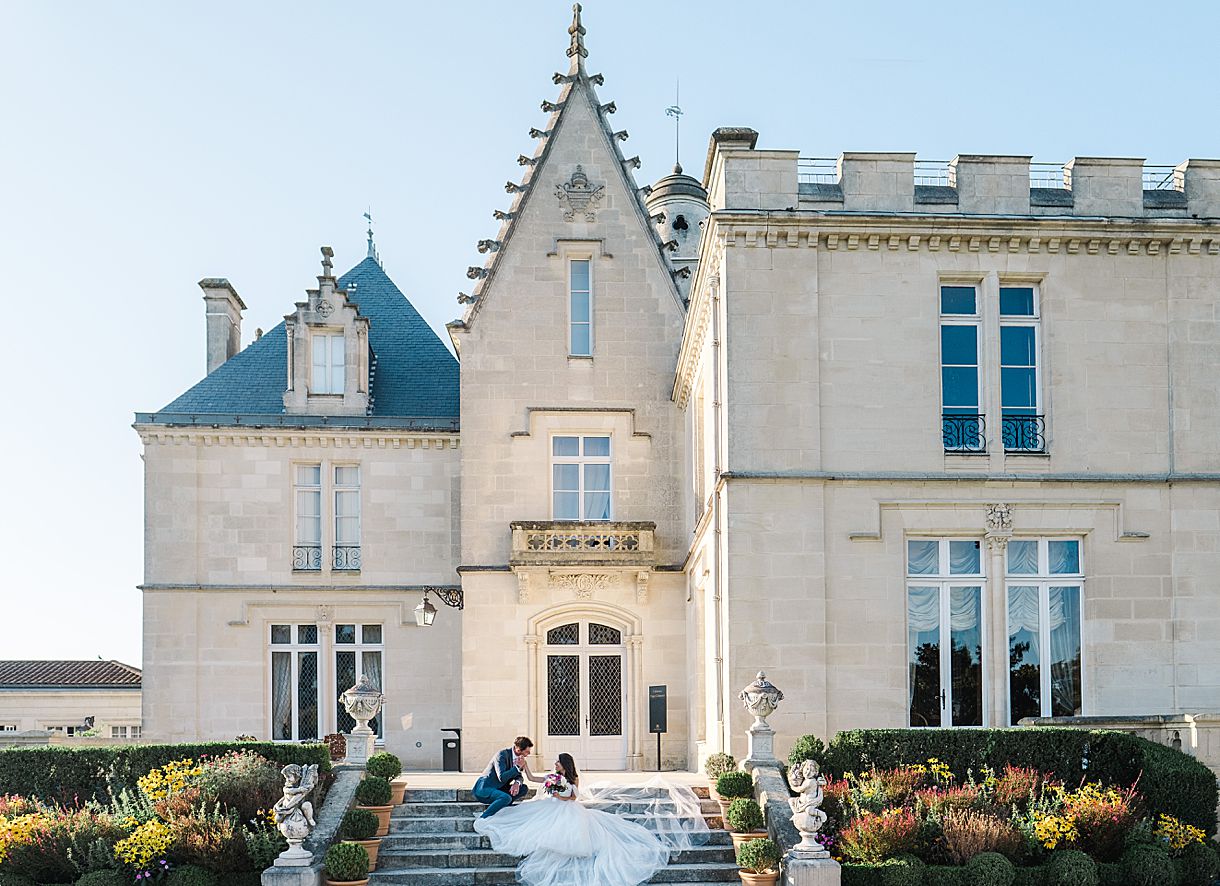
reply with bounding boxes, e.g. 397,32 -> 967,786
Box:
907,584 -> 984,727
544,621 -> 627,770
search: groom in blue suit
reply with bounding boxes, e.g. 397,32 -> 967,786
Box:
473,735 -> 534,818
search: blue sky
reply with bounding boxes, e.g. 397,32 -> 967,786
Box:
1,0 -> 1217,667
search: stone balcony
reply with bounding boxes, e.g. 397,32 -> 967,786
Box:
509,521 -> 657,568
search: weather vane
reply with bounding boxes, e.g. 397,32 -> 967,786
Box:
664,79 -> 683,171
363,208 -> 379,264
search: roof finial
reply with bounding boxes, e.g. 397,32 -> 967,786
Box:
363,208 -> 380,266
566,3 -> 587,74
665,79 -> 683,174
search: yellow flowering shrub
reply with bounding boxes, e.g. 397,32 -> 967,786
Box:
137,758 -> 205,802
0,812 -> 45,864
1154,813 -> 1206,852
1033,812 -> 1078,850
113,819 -> 173,867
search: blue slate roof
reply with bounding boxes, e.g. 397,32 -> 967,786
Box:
140,258 -> 458,428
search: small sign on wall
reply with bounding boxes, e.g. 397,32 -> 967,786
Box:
649,685 -> 667,734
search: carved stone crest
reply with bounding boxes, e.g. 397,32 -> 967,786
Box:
316,299 -> 334,318
550,572 -> 613,599
985,503 -> 1013,532
556,165 -> 604,221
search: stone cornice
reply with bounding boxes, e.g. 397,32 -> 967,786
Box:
135,425 -> 459,450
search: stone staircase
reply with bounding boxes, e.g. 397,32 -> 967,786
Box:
367,784 -> 739,885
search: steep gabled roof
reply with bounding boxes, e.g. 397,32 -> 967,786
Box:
450,4 -> 684,338
0,660 -> 142,689
140,257 -> 459,427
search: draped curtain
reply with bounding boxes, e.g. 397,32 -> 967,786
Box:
272,651 -> 292,740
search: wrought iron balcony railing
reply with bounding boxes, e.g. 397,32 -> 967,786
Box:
293,544 -> 322,571
1002,414 -> 1047,453
332,545 -> 362,571
510,521 -> 656,567
943,413 -> 986,453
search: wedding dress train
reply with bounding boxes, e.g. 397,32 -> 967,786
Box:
473,777 -> 709,886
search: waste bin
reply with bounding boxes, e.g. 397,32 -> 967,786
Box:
442,727 -> 462,771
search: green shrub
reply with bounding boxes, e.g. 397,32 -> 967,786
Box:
736,837 -> 782,874
879,854 -> 926,886
923,866 -> 968,886
355,774 -> 391,806
1096,862 -> 1124,886
166,865 -> 219,886
1044,850 -> 1099,886
966,852 -> 1016,886
243,824 -> 288,870
788,734 -> 827,770
324,841 -> 370,880
725,797 -> 764,833
704,752 -> 736,781
823,728 -> 1217,835
73,874 -> 125,886
0,741 -> 331,805
366,752 -> 402,781
341,807 -> 380,841
1011,868 -> 1043,886
194,749 -> 282,825
715,770 -> 754,799
1121,843 -> 1178,886
1177,841 -> 1219,886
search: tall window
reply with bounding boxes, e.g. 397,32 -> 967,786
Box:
270,623 -> 320,741
570,259 -> 592,356
335,623 -> 384,737
906,538 -> 985,727
294,465 -> 322,571
311,331 -> 345,394
999,286 -> 1043,452
552,435 -> 611,520
940,286 -> 983,452
1006,538 -> 1083,724
332,465 -> 361,571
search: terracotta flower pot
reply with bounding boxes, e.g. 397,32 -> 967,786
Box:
358,803 -> 394,837
389,775 -> 408,805
355,837 -> 381,871
717,796 -> 734,817
324,879 -> 369,886
739,871 -> 780,886
729,829 -> 768,852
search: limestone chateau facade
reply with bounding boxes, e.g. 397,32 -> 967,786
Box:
135,9 -> 1220,772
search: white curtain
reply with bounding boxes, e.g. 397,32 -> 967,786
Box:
949,541 -> 981,575
1049,541 -> 1079,575
907,586 -> 941,631
907,540 -> 938,575
363,651 -> 384,737
272,652 -> 292,740
1007,585 -> 1041,634
1049,586 -> 1082,715
1007,540 -> 1039,574
584,464 -> 611,520
949,586 -> 980,631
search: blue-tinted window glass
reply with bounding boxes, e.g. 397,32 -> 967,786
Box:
942,368 -> 979,409
570,260 -> 590,291
907,540 -> 940,575
1007,540 -> 1039,575
940,286 -> 977,315
941,325 -> 978,365
1000,287 -> 1035,316
571,291 -> 590,322
553,436 -> 579,457
1002,368 -> 1037,410
1001,326 -> 1036,366
571,324 -> 591,356
583,436 -> 610,457
949,540 -> 981,575
553,463 -> 579,491
334,624 -> 355,645
1049,540 -> 1080,574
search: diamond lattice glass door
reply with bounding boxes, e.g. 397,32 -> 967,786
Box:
542,621 -> 627,769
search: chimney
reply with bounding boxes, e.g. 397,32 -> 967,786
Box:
199,278 -> 246,374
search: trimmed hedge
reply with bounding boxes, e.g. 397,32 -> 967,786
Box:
0,741 -> 331,804
821,728 -> 1217,834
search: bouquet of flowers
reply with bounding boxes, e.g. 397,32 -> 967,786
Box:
543,773 -> 570,797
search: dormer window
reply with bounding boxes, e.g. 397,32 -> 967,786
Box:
311,331 -> 345,394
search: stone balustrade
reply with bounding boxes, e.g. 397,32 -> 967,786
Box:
509,520 -> 656,567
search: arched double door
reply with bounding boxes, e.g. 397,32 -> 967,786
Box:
542,619 -> 628,770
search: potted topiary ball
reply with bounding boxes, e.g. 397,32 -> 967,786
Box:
341,807 -> 382,871
355,774 -> 394,836
705,752 -> 737,796
367,751 -> 407,804
716,770 -> 754,818
324,841 -> 370,886
736,837 -> 782,885
725,797 -> 768,852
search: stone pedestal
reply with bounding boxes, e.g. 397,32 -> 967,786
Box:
344,728 -> 375,766
261,864 -> 321,886
272,844 -> 312,867
742,721 -> 777,772
784,856 -> 841,886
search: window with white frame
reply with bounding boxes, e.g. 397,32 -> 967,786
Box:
906,538 -> 985,727
335,623 -> 384,738
552,435 -> 611,520
311,331 -> 345,394
270,623 -> 320,741
0,724 -> 18,731
1006,538 -> 1083,724
940,285 -> 983,452
46,725 -> 86,736
294,464 -> 323,570
999,286 -> 1043,452
110,725 -> 141,740
332,465 -> 361,571
569,259 -> 592,356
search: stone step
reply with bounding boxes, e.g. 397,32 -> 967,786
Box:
379,828 -> 733,851
368,862 -> 739,885
401,785 -> 711,804
394,799 -> 720,818
374,844 -> 736,870
389,813 -> 724,834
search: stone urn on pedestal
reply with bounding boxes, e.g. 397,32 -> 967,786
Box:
340,674 -> 385,767
739,671 -> 784,771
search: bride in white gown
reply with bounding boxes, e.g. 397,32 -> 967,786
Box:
473,753 -> 709,886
